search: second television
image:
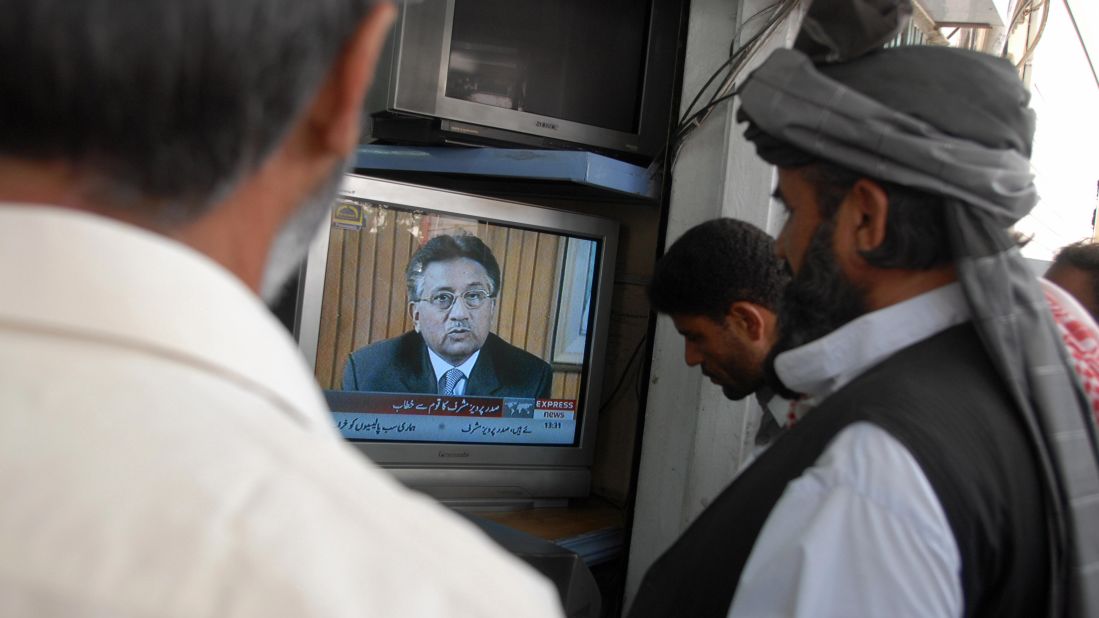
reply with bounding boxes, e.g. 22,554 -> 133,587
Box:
296,174 -> 618,507
366,0 -> 684,162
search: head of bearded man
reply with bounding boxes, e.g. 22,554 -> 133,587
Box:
735,44 -> 1036,396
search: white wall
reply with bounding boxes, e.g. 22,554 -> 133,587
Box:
623,0 -> 799,606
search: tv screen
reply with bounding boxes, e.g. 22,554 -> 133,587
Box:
445,0 -> 649,133
296,175 -> 618,504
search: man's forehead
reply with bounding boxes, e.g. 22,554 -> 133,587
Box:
1049,264 -> 1096,299
671,313 -> 720,333
421,258 -> 490,288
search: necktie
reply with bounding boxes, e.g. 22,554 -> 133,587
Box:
439,368 -> 464,396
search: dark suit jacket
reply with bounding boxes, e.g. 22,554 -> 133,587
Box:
342,331 -> 553,399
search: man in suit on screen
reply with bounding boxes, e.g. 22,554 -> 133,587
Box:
342,233 -> 554,398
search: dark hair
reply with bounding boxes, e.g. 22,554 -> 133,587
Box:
1052,241 -> 1099,272
406,234 -> 502,301
0,0 -> 379,222
648,218 -> 788,320
1050,241 -> 1099,312
802,161 -> 953,270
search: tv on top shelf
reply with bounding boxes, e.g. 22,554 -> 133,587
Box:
365,0 -> 684,164
295,174 -> 619,507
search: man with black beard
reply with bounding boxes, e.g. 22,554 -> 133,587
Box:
762,205 -> 869,368
0,0 -> 564,615
627,1 -> 1099,617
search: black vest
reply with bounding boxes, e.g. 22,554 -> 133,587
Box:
628,324 -> 1050,618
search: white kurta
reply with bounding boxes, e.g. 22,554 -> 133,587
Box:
0,204 -> 562,618
728,284 -> 971,618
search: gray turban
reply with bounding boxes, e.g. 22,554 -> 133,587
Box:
738,42 -> 1099,617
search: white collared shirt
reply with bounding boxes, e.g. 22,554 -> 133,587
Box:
427,347 -> 481,395
774,283 -> 971,401
0,204 -> 562,618
728,284 -> 968,618
739,389 -> 811,472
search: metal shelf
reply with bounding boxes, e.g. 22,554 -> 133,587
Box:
353,144 -> 660,204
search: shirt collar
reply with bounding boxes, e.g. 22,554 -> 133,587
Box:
0,204 -> 332,432
775,282 -> 970,401
427,346 -> 480,382
755,386 -> 811,428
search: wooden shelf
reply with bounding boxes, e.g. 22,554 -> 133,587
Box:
478,498 -> 627,566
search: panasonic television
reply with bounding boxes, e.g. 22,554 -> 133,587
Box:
365,0 -> 684,162
295,173 -> 618,507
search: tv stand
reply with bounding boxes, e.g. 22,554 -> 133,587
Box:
459,498 -> 626,618
476,498 -> 627,568
450,497 -> 570,513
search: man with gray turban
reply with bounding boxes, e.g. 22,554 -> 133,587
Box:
627,2 -> 1099,617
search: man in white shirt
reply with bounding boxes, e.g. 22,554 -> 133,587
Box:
0,1 -> 562,616
628,2 -> 1099,617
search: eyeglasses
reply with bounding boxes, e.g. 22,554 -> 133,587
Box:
418,289 -> 496,311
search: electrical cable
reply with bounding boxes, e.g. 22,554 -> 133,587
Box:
646,0 -> 801,174
676,1 -> 789,127
672,92 -> 737,143
1003,0 -> 1031,56
1015,0 -> 1051,69
1003,0 -> 1046,60
665,0 -> 801,166
676,56 -> 735,130
598,333 -> 648,413
1062,0 -> 1099,92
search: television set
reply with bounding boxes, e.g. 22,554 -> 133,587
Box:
365,0 -> 684,163
295,173 -> 619,508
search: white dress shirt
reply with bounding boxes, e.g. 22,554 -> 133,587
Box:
739,389 -> 811,472
427,347 -> 480,396
728,283 -> 970,618
0,204 -> 562,618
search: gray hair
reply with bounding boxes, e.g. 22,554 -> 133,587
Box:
0,0 -> 380,222
405,234 -> 502,302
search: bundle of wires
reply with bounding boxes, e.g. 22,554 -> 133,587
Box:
660,0 -> 802,167
1003,0 -> 1051,68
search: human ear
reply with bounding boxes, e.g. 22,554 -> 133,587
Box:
729,302 -> 768,343
408,301 -> 421,332
305,3 -> 397,155
848,178 -> 889,253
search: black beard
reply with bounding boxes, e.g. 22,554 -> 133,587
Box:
722,383 -> 754,402
765,219 -> 869,398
